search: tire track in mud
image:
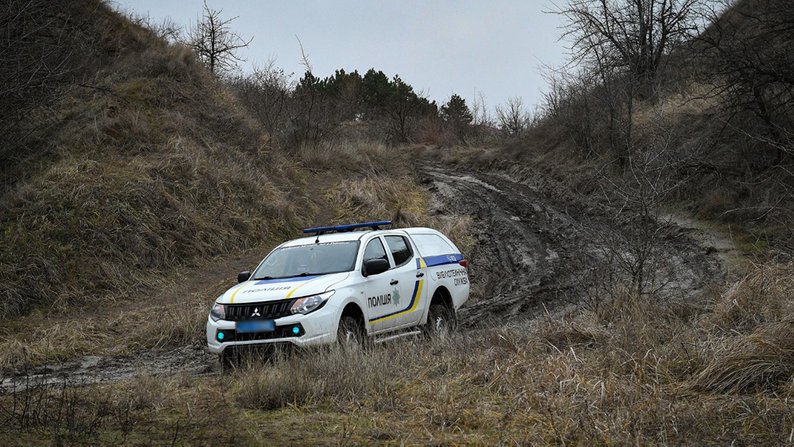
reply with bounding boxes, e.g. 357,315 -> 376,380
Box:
422,166 -> 724,326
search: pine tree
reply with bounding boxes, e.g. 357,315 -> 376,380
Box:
441,94 -> 473,140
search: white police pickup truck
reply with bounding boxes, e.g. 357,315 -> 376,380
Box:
206,221 -> 469,358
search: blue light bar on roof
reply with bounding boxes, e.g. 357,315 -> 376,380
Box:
303,221 -> 392,235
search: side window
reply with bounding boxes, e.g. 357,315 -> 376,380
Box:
363,238 -> 388,263
385,236 -> 413,267
410,234 -> 456,256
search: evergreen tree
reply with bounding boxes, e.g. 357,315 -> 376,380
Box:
441,94 -> 473,140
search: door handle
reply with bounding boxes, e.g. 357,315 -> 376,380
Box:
416,272 -> 425,278
390,279 -> 399,285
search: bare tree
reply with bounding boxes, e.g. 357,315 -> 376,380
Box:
496,96 -> 530,138
556,0 -> 707,82
187,1 -> 251,76
470,90 -> 492,127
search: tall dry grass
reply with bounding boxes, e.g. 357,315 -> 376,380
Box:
2,263 -> 791,444
221,262 -> 793,444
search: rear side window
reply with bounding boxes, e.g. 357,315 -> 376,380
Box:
363,238 -> 388,262
385,236 -> 413,267
411,234 -> 456,256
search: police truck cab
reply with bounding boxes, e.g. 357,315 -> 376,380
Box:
206,221 -> 469,358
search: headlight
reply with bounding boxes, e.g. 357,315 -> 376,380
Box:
210,300 -> 226,321
290,291 -> 334,315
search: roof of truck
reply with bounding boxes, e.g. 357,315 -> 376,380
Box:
280,226 -> 442,248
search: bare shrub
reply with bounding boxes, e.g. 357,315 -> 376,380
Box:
414,115 -> 458,147
229,61 -> 291,139
586,118 -> 694,298
495,96 -> 531,139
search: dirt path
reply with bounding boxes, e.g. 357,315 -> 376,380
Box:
422,165 -> 726,326
1,164 -> 735,392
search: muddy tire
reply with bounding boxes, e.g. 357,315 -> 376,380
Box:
337,315 -> 367,351
423,303 -> 457,340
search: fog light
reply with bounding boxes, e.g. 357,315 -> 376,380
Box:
217,331 -> 225,341
292,326 -> 300,335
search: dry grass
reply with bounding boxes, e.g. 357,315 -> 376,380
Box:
224,264 -> 791,445
693,262 -> 794,394
4,264 -> 791,445
0,30 -> 308,318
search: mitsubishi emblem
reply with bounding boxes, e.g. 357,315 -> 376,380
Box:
251,307 -> 261,317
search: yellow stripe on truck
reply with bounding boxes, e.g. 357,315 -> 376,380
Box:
370,279 -> 424,323
229,284 -> 246,304
286,281 -> 312,299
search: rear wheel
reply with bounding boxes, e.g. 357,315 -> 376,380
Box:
424,303 -> 457,340
337,315 -> 367,351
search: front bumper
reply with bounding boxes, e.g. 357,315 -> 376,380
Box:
206,301 -> 339,354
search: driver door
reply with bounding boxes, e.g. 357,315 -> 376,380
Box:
361,237 -> 397,333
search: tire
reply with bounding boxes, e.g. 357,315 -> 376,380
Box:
337,315 -> 367,351
423,303 -> 457,340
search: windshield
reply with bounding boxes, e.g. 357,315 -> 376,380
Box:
252,241 -> 359,280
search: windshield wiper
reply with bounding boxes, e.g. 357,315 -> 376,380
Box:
253,272 -> 323,281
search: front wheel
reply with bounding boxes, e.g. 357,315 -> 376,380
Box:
337,315 -> 367,351
423,303 -> 457,340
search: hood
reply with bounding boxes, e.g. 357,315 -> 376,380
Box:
219,272 -> 350,304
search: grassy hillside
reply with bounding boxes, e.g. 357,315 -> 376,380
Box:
0,0 -> 435,320
0,5 -> 295,317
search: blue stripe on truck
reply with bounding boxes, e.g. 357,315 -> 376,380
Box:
421,253 -> 465,267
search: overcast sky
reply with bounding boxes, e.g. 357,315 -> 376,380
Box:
114,1 -> 569,114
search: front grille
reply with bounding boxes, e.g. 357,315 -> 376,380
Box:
225,299 -> 295,321
216,324 -> 305,343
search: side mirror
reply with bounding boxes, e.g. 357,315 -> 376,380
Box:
237,271 -> 251,283
363,258 -> 389,277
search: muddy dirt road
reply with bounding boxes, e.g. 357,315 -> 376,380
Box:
422,166 -> 724,326
1,164 -> 729,391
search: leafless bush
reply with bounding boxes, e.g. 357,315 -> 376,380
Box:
587,115 -> 695,298
229,61 -> 291,139
495,96 -> 530,139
